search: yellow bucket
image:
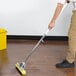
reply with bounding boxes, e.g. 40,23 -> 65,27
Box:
0,28 -> 7,50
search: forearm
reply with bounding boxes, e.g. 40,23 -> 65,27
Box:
51,3 -> 63,22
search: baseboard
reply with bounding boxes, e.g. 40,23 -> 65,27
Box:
7,35 -> 68,41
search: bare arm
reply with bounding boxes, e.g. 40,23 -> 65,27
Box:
48,3 -> 64,29
51,3 -> 63,22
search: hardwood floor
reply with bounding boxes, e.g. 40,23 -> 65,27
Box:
0,39 -> 75,76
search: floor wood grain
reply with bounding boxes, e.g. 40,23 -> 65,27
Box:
0,39 -> 75,76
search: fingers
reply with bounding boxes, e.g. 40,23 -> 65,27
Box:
48,25 -> 53,30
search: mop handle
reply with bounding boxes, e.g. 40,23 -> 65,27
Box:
45,29 -> 49,35
24,29 -> 49,63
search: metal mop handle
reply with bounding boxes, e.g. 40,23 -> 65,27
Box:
24,29 -> 49,64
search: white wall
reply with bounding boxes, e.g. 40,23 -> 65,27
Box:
0,0 -> 73,36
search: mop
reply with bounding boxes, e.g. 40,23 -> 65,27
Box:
15,29 -> 49,75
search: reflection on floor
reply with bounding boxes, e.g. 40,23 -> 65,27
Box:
0,39 -> 75,76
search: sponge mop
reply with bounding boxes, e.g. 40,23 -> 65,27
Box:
15,29 -> 49,75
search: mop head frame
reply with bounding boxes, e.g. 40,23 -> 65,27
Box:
15,63 -> 26,75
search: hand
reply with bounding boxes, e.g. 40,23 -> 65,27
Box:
48,20 -> 55,30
